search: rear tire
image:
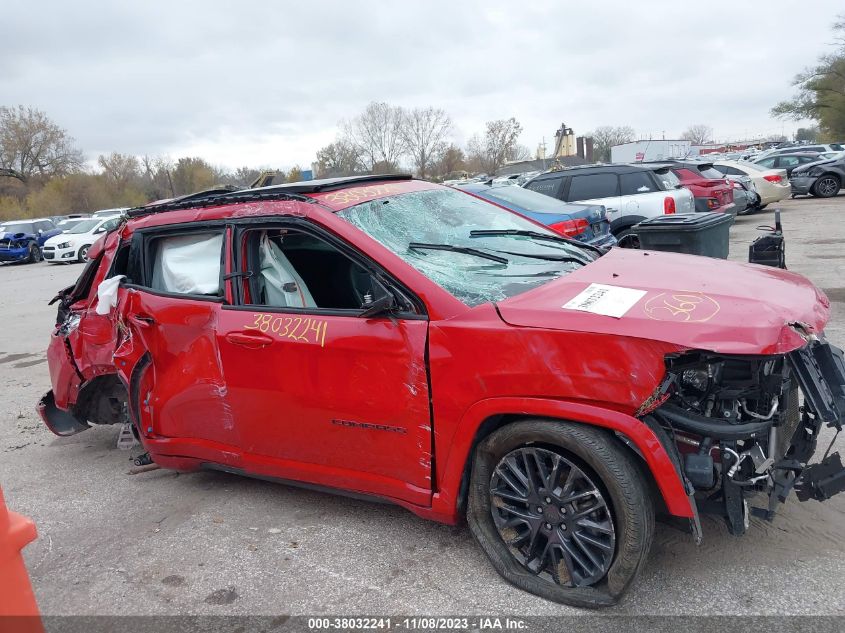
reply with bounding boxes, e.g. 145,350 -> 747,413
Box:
467,419 -> 654,608
614,228 -> 640,249
812,175 -> 841,198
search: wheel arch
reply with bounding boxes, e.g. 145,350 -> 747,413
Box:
434,398 -> 693,521
609,215 -> 647,235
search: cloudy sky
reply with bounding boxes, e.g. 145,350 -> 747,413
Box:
3,1 -> 842,171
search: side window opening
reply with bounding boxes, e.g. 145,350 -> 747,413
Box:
619,171 -> 655,195
110,244 -> 131,279
567,173 -> 619,201
242,228 -> 392,312
147,231 -> 224,296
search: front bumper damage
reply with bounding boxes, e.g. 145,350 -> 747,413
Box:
789,341 -> 845,501
651,338 -> 845,535
0,246 -> 30,262
790,176 -> 817,196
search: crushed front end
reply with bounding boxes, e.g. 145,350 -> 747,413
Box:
0,233 -> 34,262
647,337 -> 845,535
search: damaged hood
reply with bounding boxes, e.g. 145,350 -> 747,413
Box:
495,248 -> 830,355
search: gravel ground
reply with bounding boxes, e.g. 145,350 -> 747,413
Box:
2,195 -> 844,617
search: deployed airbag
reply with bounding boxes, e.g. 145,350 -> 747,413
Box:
259,233 -> 316,308
151,233 -> 223,295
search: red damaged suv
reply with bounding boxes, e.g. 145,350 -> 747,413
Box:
647,160 -> 736,214
39,175 -> 845,607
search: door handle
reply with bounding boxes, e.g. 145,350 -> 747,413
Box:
225,331 -> 274,349
128,313 -> 156,327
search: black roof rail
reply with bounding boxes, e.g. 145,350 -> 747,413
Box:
248,173 -> 413,194
126,188 -> 311,218
126,174 -> 414,219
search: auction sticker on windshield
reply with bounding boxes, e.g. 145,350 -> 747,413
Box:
562,283 -> 647,318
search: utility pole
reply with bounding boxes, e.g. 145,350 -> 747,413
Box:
539,137 -> 547,171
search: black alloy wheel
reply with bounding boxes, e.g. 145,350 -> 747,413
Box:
467,420 -> 654,608
813,175 -> 841,198
490,447 -> 615,587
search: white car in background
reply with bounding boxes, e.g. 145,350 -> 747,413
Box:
91,207 -> 129,218
42,215 -> 122,263
710,160 -> 790,208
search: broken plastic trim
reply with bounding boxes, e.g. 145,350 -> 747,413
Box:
37,390 -> 89,436
788,340 -> 845,429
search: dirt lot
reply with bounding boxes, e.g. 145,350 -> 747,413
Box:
2,195 -> 844,616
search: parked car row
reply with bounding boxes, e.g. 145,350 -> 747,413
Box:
0,208 -> 127,265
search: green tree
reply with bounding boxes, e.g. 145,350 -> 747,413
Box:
432,144 -> 466,180
170,157 -> 216,195
315,139 -> 363,178
772,16 -> 845,139
286,165 -> 303,182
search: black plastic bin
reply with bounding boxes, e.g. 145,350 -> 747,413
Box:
633,212 -> 734,259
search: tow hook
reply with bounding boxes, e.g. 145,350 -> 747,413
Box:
796,452 -> 845,501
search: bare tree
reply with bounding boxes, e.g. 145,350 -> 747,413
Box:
142,155 -> 175,199
466,118 -> 524,174
97,152 -> 141,190
506,143 -> 531,162
230,166 -> 263,187
432,144 -> 466,180
343,102 -> 407,172
402,107 -> 452,179
0,106 -> 84,181
589,126 -> 636,162
315,139 -> 364,178
681,124 -> 713,145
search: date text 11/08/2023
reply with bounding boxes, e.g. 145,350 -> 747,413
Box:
307,617 -> 528,630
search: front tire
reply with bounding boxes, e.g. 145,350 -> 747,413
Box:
467,420 -> 654,608
78,244 -> 91,262
812,175 -> 841,198
26,243 -> 42,263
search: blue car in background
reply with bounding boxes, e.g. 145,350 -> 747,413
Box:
454,182 -> 616,248
0,218 -> 62,264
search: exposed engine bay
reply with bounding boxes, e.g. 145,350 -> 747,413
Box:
648,338 -> 845,535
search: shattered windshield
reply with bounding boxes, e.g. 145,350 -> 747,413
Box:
337,188 -> 597,306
